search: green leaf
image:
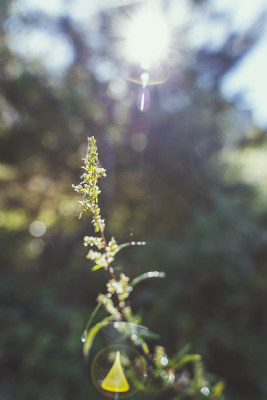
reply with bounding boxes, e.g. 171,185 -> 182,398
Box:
193,359 -> 206,389
84,297 -> 107,334
171,354 -> 202,370
113,241 -> 147,256
83,317 -> 111,357
139,338 -> 150,355
91,264 -> 103,271
130,271 -> 166,287
168,344 -> 192,366
138,329 -> 160,340
113,242 -> 131,255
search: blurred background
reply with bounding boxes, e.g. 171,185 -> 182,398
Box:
1,0 -> 267,399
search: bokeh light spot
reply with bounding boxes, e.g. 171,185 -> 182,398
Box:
58,200 -> 78,216
28,238 -> 45,256
130,132 -> 148,152
29,220 -> 46,237
108,76 -> 127,99
200,387 -> 210,396
161,356 -> 168,366
0,211 -> 6,227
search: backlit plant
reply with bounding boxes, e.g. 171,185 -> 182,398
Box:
73,136 -> 224,399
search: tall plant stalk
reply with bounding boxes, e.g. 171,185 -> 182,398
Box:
73,136 -> 224,399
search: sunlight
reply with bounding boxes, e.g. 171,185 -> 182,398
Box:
101,351 -> 130,393
123,7 -> 170,69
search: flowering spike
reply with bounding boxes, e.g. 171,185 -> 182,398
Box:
73,137 -> 106,231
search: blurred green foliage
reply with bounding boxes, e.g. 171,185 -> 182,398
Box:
0,0 -> 267,399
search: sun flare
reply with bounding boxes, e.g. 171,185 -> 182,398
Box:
123,7 -> 170,69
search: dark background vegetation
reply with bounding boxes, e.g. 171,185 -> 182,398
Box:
1,0 -> 267,399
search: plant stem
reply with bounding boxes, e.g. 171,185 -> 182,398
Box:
100,228 -> 117,281
99,226 -> 124,320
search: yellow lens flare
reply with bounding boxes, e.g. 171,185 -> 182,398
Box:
101,351 -> 130,393
124,8 -> 170,69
